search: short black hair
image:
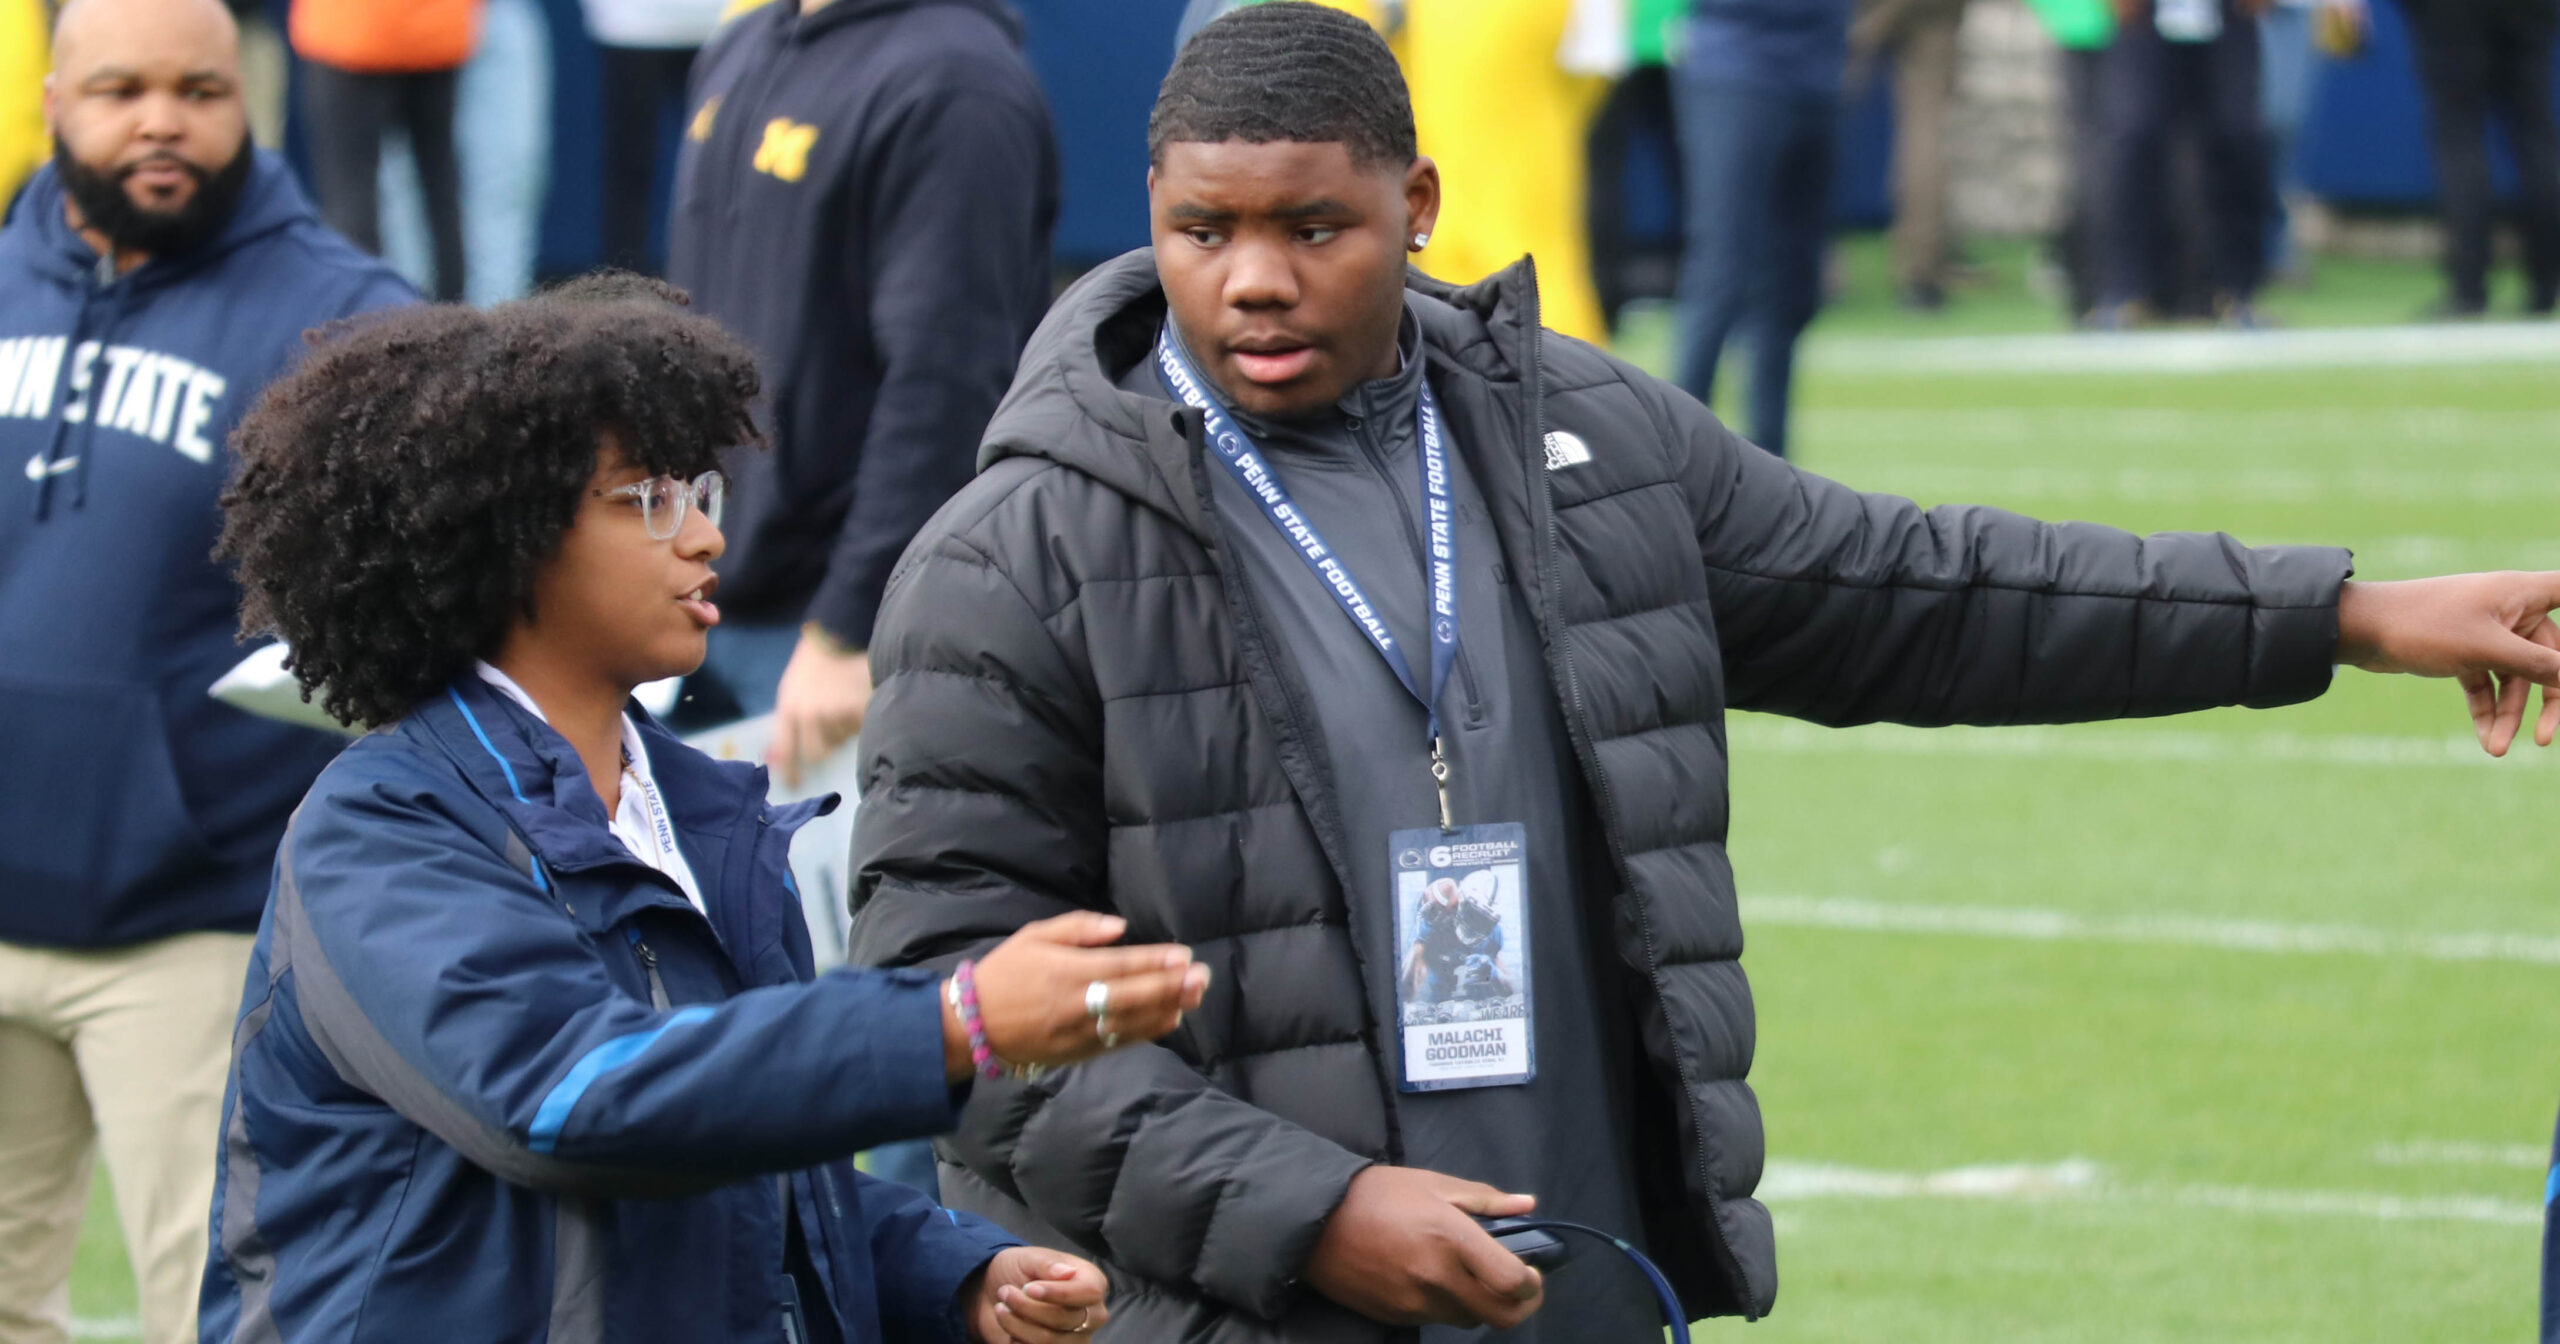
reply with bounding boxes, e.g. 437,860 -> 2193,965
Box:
1149,1 -> 1416,171
217,274 -> 760,729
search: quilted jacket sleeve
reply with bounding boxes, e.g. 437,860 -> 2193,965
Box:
1649,381 -> 2356,726
850,530 -> 1371,1321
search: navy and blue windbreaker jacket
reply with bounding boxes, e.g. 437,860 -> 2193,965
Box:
200,676 -> 1017,1343
2543,1105 -> 2559,1343
0,149 -> 414,949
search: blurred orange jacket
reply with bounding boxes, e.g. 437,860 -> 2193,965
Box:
290,0 -> 484,73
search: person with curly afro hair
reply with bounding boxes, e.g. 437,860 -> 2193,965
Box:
201,276 -> 1215,1344
220,271 -> 747,731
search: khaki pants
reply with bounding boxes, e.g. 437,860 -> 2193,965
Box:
1856,0 -> 1971,290
0,933 -> 252,1344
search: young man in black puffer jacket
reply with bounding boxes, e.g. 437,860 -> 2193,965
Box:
848,6 -> 2560,1340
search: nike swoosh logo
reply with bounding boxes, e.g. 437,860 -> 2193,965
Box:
24,455 -> 77,481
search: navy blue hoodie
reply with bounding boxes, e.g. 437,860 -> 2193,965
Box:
0,150 -> 414,949
669,0 -> 1057,648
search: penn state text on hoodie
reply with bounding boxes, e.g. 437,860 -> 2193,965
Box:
0,149 -> 415,949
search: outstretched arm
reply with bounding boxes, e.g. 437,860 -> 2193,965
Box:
1651,378 -> 2353,727
1656,377 -> 2560,754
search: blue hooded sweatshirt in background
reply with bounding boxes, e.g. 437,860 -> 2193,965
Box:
0,149 -> 414,949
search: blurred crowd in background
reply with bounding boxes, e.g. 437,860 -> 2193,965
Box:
7,0 -> 2558,450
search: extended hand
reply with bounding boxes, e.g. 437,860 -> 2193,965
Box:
940,913 -> 1212,1078
768,627 -> 870,788
1302,1166 -> 1543,1328
964,1247 -> 1109,1342
2335,572 -> 2560,755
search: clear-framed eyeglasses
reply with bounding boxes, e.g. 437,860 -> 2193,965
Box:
594,471 -> 725,541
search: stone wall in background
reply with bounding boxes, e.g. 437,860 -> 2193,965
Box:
1935,0 -> 2447,260
1945,0 -> 2071,239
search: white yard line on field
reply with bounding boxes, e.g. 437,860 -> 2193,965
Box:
2161,1185 -> 2541,1225
1742,895 -> 2560,967
1760,1158 -> 2104,1200
70,1317 -> 139,1340
1806,322 -> 2560,376
2323,536 -> 2560,573
1806,461 -> 2560,505
2371,1141 -> 2549,1170
1726,718 -> 2551,770
1760,1159 -> 2542,1227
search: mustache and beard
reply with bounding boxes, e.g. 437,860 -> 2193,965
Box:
51,135 -> 253,258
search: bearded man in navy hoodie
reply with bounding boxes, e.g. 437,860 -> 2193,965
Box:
0,1 -> 412,1339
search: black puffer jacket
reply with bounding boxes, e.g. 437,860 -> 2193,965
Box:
849,250 -> 2351,1338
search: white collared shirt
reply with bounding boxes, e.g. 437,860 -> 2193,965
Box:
474,663 -> 707,915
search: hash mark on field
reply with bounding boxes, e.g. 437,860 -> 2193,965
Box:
1762,1160 -> 2541,1227
1728,718 -> 2552,770
1744,895 -> 2560,966
2371,1141 -> 2548,1170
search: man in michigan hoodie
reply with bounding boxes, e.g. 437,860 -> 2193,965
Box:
667,0 -> 1057,784
0,1 -> 411,1339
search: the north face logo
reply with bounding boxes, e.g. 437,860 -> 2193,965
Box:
1543,431 -> 1592,470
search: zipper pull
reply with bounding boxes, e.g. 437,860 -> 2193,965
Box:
1431,736 -> 1454,833
634,938 -> 671,1010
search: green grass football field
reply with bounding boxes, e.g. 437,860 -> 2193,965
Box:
65,242 -> 2560,1340
1722,355 -> 2558,1343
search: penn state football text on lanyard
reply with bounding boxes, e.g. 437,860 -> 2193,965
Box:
1156,324 -> 1534,1091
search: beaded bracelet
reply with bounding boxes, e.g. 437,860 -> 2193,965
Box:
948,958 -> 1002,1081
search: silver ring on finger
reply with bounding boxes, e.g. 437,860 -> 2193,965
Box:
1084,979 -> 1110,1020
1073,1306 -> 1093,1333
1097,1015 -> 1118,1048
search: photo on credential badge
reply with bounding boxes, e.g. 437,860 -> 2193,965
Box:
1391,824 -> 1533,1091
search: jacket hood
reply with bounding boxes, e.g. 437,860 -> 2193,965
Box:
978,247 -> 1536,538
13,148 -> 325,292
785,0 -> 1022,43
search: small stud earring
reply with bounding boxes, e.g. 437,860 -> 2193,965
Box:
1411,232 -> 1430,251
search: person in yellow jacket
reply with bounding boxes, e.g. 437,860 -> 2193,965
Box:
1,0 -> 45,209
1304,0 -> 1612,343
